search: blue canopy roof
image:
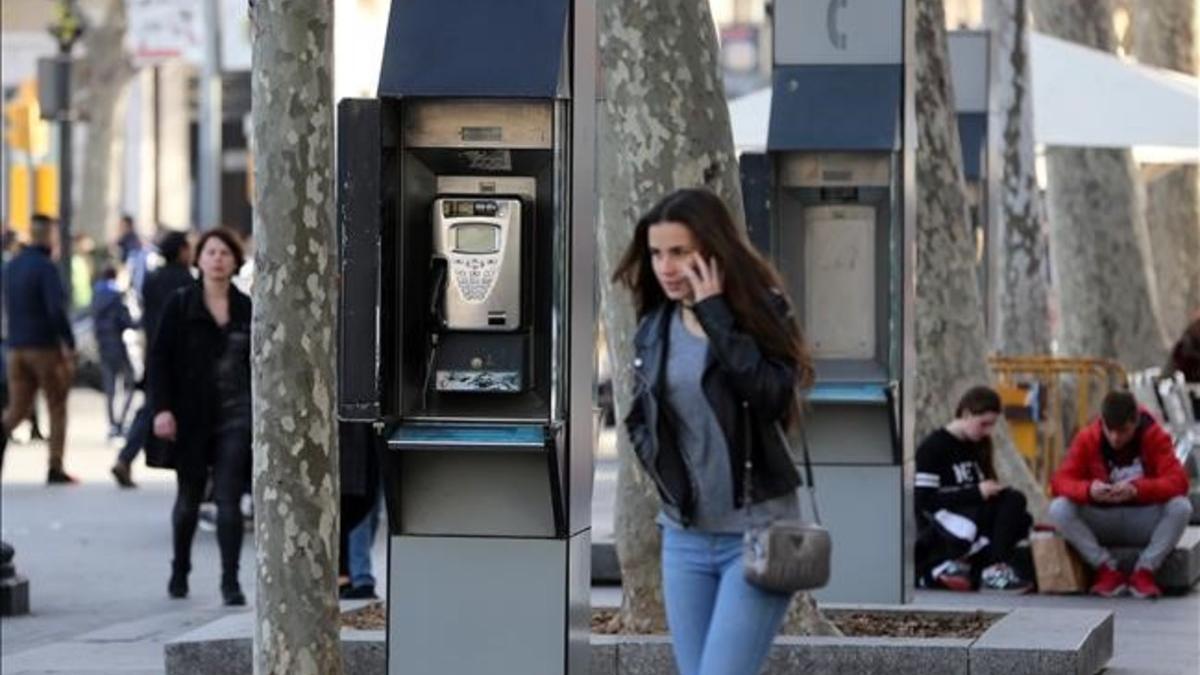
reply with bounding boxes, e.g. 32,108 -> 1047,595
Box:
379,0 -> 570,98
767,65 -> 902,151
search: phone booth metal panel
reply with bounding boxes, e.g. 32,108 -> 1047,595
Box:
948,30 -> 993,340
336,1 -> 595,673
767,0 -> 911,604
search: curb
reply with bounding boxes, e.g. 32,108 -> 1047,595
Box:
165,604 -> 1113,675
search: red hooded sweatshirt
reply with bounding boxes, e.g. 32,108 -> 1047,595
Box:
1051,410 -> 1189,505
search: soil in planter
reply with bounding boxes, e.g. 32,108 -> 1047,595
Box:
587,608 -> 996,639
346,603 -> 996,640
823,611 -> 996,639
342,601 -> 386,630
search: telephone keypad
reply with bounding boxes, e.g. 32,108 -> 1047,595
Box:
452,256 -> 499,302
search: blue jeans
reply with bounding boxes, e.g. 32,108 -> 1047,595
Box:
348,491 -> 382,588
117,403 -> 152,465
661,527 -> 791,675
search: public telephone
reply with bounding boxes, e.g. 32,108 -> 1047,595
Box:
336,1 -> 596,670
426,194 -> 529,395
431,197 -> 523,331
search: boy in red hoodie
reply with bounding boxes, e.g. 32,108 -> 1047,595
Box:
1048,391 -> 1192,598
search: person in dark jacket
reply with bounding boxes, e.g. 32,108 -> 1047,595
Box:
1165,315 -> 1200,418
613,188 -> 814,675
914,386 -> 1033,593
1,214 -> 77,484
338,421 -> 382,599
149,228 -> 251,605
111,231 -> 193,487
90,266 -> 136,438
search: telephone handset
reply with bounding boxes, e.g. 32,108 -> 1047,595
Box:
430,196 -> 523,331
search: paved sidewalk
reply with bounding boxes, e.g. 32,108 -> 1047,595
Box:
914,589 -> 1199,675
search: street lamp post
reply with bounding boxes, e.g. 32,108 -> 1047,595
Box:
47,0 -> 85,284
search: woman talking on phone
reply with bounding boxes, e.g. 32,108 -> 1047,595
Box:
614,188 -> 814,675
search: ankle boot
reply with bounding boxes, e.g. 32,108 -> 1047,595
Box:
221,573 -> 245,606
168,563 -> 190,599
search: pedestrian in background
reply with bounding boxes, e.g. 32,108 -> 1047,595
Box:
113,214 -> 141,265
114,215 -> 151,297
91,266 -> 136,439
1165,314 -> 1200,419
614,188 -> 813,675
70,233 -> 95,312
339,421 -> 381,600
1,214 -> 77,484
112,231 -> 194,488
913,386 -> 1033,593
149,228 -> 251,605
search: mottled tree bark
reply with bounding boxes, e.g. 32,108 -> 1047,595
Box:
984,0 -> 1052,356
75,0 -> 136,243
1131,1 -> 1200,341
914,0 -> 1046,514
1031,0 -> 1169,368
250,1 -> 342,674
598,0 -> 836,635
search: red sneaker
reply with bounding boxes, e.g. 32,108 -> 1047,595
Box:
932,559 -> 973,592
1128,567 -> 1162,599
1089,562 -> 1127,597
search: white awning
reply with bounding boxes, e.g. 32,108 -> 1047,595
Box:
729,31 -> 1200,163
729,85 -> 771,153
1030,32 -> 1198,162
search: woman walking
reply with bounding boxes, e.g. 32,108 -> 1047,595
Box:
914,385 -> 1033,592
149,229 -> 252,605
615,188 -> 814,675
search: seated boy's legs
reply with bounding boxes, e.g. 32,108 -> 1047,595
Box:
1048,496 -> 1193,592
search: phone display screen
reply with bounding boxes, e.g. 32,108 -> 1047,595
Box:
454,223 -> 499,253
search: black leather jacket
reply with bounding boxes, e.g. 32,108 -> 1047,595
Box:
623,293 -> 802,526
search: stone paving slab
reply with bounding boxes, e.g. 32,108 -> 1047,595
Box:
913,589 -> 1198,675
3,607 -> 228,675
970,607 -> 1113,675
1111,526 -> 1200,592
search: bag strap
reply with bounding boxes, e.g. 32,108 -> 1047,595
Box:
782,421 -> 822,524
741,403 -> 822,525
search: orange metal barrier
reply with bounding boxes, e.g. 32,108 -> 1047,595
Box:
988,356 -> 1128,488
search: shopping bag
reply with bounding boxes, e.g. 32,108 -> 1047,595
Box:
1030,529 -> 1088,593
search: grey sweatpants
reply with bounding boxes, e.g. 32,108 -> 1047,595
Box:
1047,496 -> 1193,571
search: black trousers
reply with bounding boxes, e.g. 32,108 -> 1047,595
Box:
916,488 -> 1032,583
973,488 -> 1033,568
172,425 -> 251,587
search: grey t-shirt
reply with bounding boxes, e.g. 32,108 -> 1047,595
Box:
658,305 -> 798,533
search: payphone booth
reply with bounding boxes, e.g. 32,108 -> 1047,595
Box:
336,2 -> 595,673
948,30 -> 991,329
759,0 -> 912,603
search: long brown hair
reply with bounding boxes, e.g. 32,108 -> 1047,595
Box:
954,385 -> 1002,480
611,188 -> 815,414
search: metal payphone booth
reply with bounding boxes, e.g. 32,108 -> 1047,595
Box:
764,0 -> 910,603
336,1 -> 595,673
948,30 -> 991,330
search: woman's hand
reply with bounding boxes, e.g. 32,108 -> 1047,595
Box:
683,254 -> 723,303
154,411 -> 177,441
978,479 -> 1004,500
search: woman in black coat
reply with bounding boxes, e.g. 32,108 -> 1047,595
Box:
149,228 -> 252,605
